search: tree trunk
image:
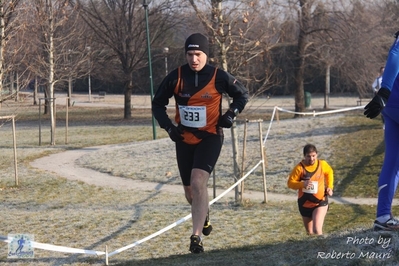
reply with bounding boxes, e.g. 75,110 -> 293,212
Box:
10,72 -> 15,101
0,4 -> 4,110
124,80 -> 133,119
43,84 -> 49,115
294,0 -> 311,117
294,35 -> 306,116
324,64 -> 330,109
68,75 -> 72,107
48,1 -> 56,146
33,77 -> 38,105
15,72 -> 19,102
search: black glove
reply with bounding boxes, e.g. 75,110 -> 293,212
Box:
219,110 -> 236,128
394,31 -> 399,39
364,87 -> 391,119
165,125 -> 184,142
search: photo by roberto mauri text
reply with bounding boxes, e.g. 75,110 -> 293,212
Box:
316,235 -> 393,260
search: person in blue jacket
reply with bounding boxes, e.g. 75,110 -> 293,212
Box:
364,31 -> 399,231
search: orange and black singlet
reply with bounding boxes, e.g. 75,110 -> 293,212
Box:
152,64 -> 249,144
297,160 -> 327,208
172,66 -> 220,144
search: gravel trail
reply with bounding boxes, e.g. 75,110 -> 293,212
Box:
30,113 -> 397,205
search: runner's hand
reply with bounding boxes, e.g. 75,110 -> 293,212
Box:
364,88 -> 390,119
165,125 -> 184,142
219,110 -> 235,128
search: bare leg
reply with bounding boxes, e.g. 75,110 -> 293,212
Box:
312,205 -> 329,235
183,185 -> 192,205
302,216 -> 314,235
189,168 -> 210,236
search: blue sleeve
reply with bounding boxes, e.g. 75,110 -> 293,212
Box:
381,38 -> 399,91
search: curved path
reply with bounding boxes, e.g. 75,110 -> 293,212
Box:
31,94 -> 397,206
29,147 -> 396,206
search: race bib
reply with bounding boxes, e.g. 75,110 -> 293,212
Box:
302,181 -> 318,194
179,105 -> 207,128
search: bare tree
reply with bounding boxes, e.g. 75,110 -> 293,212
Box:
331,1 -> 394,98
76,0 -> 186,119
288,0 -> 312,114
0,0 -> 24,107
277,0 -> 384,114
24,0 -> 87,145
187,0 -> 282,96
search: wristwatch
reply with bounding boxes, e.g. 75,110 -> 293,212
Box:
230,108 -> 239,116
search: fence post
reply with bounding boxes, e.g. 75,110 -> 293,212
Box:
240,120 -> 248,203
258,120 -> 267,203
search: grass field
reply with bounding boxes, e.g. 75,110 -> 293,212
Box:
1,97 -> 399,266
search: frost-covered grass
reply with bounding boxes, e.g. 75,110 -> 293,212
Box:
1,97 -> 397,266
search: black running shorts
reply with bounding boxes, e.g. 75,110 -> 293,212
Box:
298,199 -> 329,218
175,134 -> 223,186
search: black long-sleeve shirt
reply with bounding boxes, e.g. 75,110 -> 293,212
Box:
152,63 -> 249,131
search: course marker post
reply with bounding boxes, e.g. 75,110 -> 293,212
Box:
105,245 -> 108,265
0,115 -> 18,186
240,120 -> 248,203
240,119 -> 267,203
258,120 -> 267,203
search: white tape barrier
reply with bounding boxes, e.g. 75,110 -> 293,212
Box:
108,213 -> 191,257
0,235 -> 105,255
0,157 -> 263,260
275,105 -> 365,117
263,106 -> 278,145
0,105 -> 365,260
264,105 -> 365,145
209,161 -> 263,205
108,160 -> 262,258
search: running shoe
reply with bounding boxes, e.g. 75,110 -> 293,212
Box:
373,218 -> 399,231
189,235 -> 204,253
202,211 -> 213,236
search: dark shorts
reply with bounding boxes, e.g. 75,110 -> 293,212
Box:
298,199 -> 329,218
175,134 -> 223,186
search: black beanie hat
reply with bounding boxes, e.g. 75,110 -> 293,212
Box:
185,33 -> 209,56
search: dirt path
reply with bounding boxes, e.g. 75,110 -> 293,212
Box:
29,93 -> 399,206
30,147 -> 291,202
30,142 -> 397,206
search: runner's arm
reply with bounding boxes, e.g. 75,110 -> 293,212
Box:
152,70 -> 178,129
216,70 -> 249,114
287,165 -> 305,190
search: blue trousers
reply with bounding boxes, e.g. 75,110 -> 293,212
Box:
376,36 -> 399,218
377,107 -> 399,217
